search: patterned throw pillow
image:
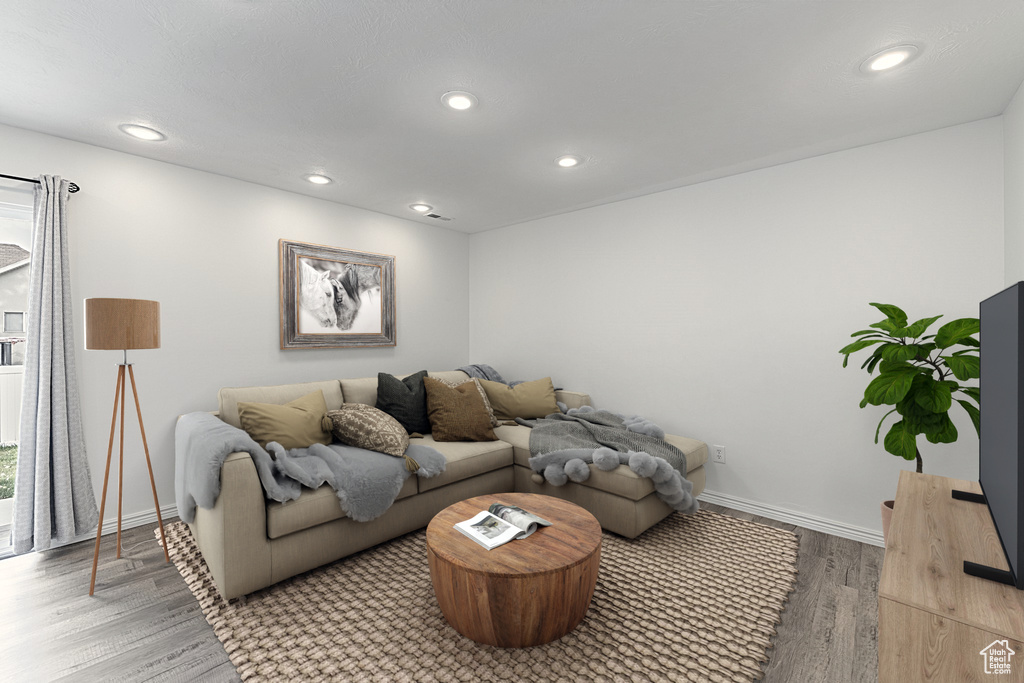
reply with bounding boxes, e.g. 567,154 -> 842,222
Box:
422,376 -> 498,442
375,370 -> 431,434
432,376 -> 499,427
326,404 -> 410,458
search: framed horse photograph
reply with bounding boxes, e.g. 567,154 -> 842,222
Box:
279,239 -> 396,348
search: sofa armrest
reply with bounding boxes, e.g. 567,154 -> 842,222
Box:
188,451 -> 272,600
555,390 -> 593,410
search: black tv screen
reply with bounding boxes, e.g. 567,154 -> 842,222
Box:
980,282 -> 1024,588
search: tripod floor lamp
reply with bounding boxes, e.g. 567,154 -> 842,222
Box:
85,298 -> 169,596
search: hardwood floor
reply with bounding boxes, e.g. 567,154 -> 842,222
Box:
0,505 -> 883,682
699,502 -> 885,683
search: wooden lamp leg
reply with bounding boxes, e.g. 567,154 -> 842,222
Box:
116,363 -> 126,558
127,365 -> 169,563
89,365 -> 124,596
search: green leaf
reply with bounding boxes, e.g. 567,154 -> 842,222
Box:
870,319 -> 901,334
942,354 -> 980,381
839,338 -> 887,356
870,303 -> 908,326
956,399 -> 981,438
864,367 -> 919,405
865,354 -> 883,374
934,318 -> 980,349
957,336 -> 981,348
904,315 -> 943,339
913,380 -> 952,413
950,349 -> 979,357
860,345 -> 886,371
879,358 -> 914,373
851,329 -> 889,338
914,342 -> 936,355
924,414 -> 958,444
874,408 -> 899,443
897,381 -> 945,432
859,396 -> 869,409
959,386 -> 980,404
881,344 -> 921,362
883,421 -> 918,461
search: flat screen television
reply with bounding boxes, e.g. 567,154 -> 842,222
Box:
967,281 -> 1024,588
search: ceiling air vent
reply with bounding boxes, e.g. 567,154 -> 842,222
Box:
424,213 -> 452,221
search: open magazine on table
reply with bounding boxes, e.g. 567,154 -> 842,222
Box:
453,502 -> 553,550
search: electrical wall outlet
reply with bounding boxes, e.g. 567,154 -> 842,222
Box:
712,445 -> 726,464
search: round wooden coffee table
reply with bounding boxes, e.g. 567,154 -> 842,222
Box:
425,492 -> 602,648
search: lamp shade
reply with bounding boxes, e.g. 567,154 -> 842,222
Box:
84,298 -> 160,350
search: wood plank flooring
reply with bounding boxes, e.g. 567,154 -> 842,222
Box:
0,504 -> 884,682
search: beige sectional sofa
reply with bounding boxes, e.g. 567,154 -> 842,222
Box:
189,370 -> 708,600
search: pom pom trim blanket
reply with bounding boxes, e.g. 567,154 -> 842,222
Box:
517,406 -> 698,514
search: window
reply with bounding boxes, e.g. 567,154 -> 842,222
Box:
3,312 -> 23,333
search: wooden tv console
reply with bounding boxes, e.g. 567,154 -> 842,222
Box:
879,471 -> 1024,682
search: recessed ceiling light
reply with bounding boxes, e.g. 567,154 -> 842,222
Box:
556,155 -> 582,168
861,45 -> 919,73
118,123 -> 166,141
410,203 -> 433,213
305,174 -> 332,185
442,91 -> 478,111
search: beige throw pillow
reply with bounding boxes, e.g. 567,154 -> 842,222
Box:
423,376 -> 497,442
237,390 -> 332,450
479,377 -> 560,420
326,404 -> 410,458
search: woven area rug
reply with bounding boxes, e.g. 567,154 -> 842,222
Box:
163,510 -> 798,682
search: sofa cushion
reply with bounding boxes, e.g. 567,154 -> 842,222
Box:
340,376 -> 381,407
664,434 -> 709,470
266,476 -> 418,539
427,370 -> 471,384
413,435 -> 512,492
375,370 -> 431,434
219,380 -> 344,429
479,377 -> 559,419
423,376 -> 497,442
325,404 -> 410,457
492,424 -> 532,464
237,390 -> 332,450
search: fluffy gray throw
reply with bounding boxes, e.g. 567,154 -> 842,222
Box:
175,412 -> 445,524
518,406 -> 698,514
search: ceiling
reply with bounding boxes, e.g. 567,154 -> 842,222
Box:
2,2 -> 1024,234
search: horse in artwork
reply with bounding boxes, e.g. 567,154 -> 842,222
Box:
331,264 -> 381,331
299,261 -> 337,328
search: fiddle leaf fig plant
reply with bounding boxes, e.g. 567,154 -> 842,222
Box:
839,303 -> 980,473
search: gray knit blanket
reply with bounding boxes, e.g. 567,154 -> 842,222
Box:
175,412 -> 446,524
517,406 -> 698,514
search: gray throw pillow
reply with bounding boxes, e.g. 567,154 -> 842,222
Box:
376,370 -> 431,434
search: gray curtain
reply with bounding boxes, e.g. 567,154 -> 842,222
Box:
11,175 -> 97,553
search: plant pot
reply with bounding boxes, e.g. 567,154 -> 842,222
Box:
881,499 -> 895,546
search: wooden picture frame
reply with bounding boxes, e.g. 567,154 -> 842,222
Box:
279,239 -> 396,349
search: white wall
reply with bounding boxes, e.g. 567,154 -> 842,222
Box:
0,123 -> 470,531
469,119 -> 1004,536
1006,79 -> 1024,284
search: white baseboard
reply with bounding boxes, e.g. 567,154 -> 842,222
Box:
0,502 -> 178,560
698,489 -> 885,548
